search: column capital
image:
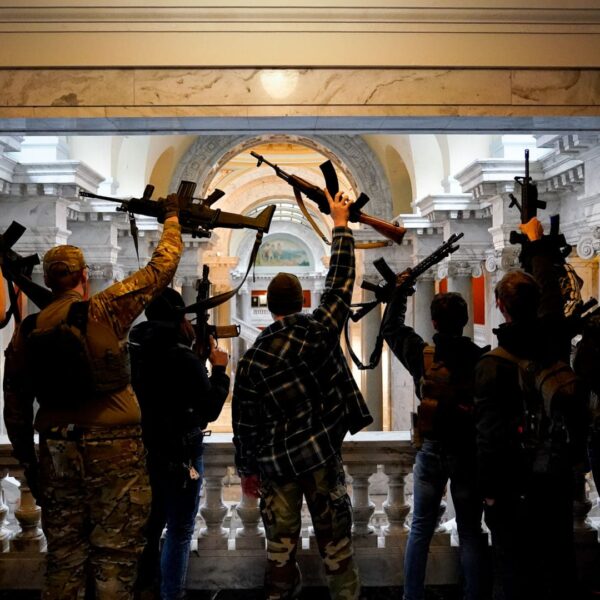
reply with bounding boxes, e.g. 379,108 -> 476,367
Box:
87,263 -> 124,282
576,228 -> 600,260
439,260 -> 482,279
483,247 -> 520,274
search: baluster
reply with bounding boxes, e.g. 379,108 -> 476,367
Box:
10,470 -> 45,552
235,490 -> 264,550
381,463 -> 411,548
197,464 -> 229,550
0,470 -> 11,552
346,463 -> 377,547
573,469 -> 597,544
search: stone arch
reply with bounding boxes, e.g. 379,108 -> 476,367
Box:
171,134 -> 393,221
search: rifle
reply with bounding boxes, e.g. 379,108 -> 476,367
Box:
350,233 -> 464,323
507,149 -> 581,315
80,180 -> 276,242
250,151 -> 406,246
0,222 -> 54,328
185,265 -> 240,362
345,233 -> 464,370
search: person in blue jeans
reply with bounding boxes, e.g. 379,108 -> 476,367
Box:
130,287 -> 230,600
382,281 -> 490,600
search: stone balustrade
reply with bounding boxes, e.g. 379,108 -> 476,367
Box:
0,431 -> 598,592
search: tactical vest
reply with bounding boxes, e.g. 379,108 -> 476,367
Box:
413,345 -> 474,448
22,300 -> 130,408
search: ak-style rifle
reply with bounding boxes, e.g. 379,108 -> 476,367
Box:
186,265 -> 240,362
250,151 -> 406,246
345,233 -> 464,370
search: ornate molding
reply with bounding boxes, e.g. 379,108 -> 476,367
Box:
3,6 -> 597,31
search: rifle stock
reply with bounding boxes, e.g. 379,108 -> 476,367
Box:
250,151 -> 406,245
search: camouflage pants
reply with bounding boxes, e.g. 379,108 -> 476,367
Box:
260,457 -> 360,600
39,425 -> 151,600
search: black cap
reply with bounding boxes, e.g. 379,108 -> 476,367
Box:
145,287 -> 185,322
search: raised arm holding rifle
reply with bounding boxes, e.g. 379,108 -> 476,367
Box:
381,236 -> 491,600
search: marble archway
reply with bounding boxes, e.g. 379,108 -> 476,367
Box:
170,134 -> 393,221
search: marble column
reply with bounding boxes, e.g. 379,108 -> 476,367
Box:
445,264 -> 477,339
413,274 -> 435,344
361,289 -> 383,431
182,279 -> 197,306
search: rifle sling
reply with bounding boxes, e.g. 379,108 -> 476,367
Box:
292,188 -> 390,250
186,229 -> 265,312
343,302 -> 390,370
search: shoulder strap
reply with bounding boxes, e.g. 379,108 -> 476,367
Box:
66,300 -> 90,335
20,312 -> 38,338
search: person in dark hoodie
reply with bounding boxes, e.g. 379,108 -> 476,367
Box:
475,217 -> 584,600
382,283 -> 489,600
130,287 -> 229,600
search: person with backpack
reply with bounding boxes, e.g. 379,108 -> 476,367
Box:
475,217 -> 587,600
381,283 -> 490,600
129,287 -> 229,600
3,194 -> 182,600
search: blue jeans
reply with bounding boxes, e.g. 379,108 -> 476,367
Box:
404,440 -> 488,600
139,431 -> 204,600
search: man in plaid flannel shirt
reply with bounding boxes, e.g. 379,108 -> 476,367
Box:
232,188 -> 372,600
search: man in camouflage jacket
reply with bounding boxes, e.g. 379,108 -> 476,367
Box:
3,194 -> 182,600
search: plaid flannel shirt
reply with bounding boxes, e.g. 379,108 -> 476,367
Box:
232,227 -> 372,479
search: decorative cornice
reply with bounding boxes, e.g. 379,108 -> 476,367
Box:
12,160 -> 104,192
2,6 -> 598,33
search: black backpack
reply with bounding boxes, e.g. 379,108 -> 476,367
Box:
488,347 -> 589,472
23,301 -> 129,408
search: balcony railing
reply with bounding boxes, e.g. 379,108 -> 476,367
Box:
0,431 -> 597,591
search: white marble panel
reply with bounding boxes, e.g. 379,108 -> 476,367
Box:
0,70 -> 134,107
134,69 -> 512,107
512,70 -> 600,106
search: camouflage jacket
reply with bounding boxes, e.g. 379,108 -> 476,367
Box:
3,221 -> 182,468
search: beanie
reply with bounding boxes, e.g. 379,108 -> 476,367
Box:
145,287 -> 185,322
267,272 -> 303,316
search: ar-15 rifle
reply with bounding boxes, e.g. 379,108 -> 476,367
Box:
80,180 -> 276,244
185,265 -> 240,362
350,233 -> 464,323
345,233 -> 464,370
0,222 -> 54,328
507,149 -> 583,316
250,151 -> 406,246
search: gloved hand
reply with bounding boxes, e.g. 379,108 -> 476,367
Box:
519,217 -> 543,242
160,193 -> 180,222
241,474 -> 261,499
